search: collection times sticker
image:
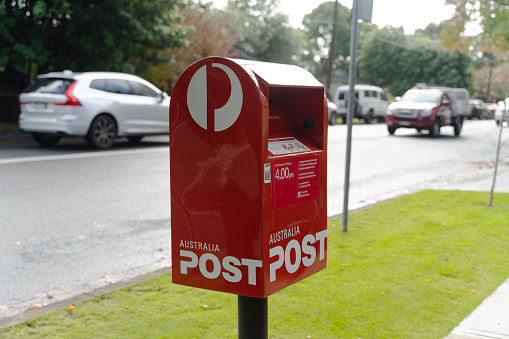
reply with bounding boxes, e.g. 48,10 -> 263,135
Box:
271,155 -> 319,209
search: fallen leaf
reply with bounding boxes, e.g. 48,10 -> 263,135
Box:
125,305 -> 130,309
471,290 -> 477,293
78,235 -> 86,240
203,305 -> 208,308
28,305 -> 41,310
0,305 -> 8,310
9,242 -> 20,246
92,222 -> 102,229
67,306 -> 74,312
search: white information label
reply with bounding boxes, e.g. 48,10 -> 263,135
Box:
268,137 -> 311,155
264,163 -> 271,183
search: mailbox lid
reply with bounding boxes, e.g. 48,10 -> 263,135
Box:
232,58 -> 324,88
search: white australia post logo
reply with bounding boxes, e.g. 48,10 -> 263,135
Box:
186,63 -> 243,132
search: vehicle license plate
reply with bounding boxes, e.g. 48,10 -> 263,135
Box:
32,102 -> 48,109
399,121 -> 411,126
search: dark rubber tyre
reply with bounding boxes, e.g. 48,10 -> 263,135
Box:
454,117 -> 463,136
364,110 -> 374,124
429,118 -> 440,137
86,115 -> 117,149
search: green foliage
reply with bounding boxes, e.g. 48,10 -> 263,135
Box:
0,0 -> 186,90
301,1 -> 351,74
443,0 -> 509,59
2,191 -> 509,338
227,0 -> 301,64
359,26 -> 474,96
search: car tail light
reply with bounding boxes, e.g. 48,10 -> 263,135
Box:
55,81 -> 81,106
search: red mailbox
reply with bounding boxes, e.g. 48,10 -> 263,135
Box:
170,57 -> 327,298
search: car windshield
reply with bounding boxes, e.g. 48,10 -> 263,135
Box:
25,78 -> 74,94
401,89 -> 441,104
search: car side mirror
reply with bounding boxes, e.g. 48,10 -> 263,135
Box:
442,99 -> 450,106
160,92 -> 168,102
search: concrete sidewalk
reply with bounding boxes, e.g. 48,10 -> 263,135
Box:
442,164 -> 509,339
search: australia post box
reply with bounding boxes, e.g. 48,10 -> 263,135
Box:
170,57 -> 327,298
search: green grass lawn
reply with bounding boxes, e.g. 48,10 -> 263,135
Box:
2,190 -> 509,338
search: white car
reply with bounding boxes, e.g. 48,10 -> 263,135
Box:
494,98 -> 509,126
19,71 -> 170,149
327,99 -> 339,125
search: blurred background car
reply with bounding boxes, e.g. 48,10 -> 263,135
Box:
19,71 -> 170,149
327,99 -> 339,125
485,102 -> 498,118
494,98 -> 509,126
385,87 -> 463,137
469,99 -> 492,119
334,84 -> 389,124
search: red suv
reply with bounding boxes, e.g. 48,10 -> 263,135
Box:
385,88 -> 463,137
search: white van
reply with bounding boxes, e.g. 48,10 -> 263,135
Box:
334,84 -> 389,123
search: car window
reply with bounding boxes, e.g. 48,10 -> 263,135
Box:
89,79 -> 108,91
364,90 -> 371,97
402,89 -> 441,103
128,80 -> 159,98
381,92 -> 387,101
25,78 -> 74,94
105,79 -> 132,94
442,93 -> 450,104
339,90 -> 359,99
371,91 -> 378,98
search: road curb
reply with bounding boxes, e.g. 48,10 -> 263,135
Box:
0,266 -> 171,329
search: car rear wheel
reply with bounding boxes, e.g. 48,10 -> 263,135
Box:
429,118 -> 440,137
32,133 -> 61,147
454,117 -> 463,136
364,110 -> 374,124
87,115 -> 117,149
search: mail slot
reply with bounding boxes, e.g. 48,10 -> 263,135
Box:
169,57 -> 327,298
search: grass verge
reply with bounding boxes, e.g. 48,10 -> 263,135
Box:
2,190 -> 509,338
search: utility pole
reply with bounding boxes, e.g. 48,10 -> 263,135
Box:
342,0 -> 373,232
326,0 -> 339,100
341,0 -> 359,232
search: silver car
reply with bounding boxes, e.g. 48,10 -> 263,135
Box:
19,71 -> 170,149
495,98 -> 509,126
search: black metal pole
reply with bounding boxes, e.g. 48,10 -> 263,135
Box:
238,295 -> 268,339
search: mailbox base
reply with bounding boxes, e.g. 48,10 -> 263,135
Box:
238,295 -> 268,339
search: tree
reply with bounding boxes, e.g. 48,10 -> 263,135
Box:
227,0 -> 301,64
359,26 -> 474,96
141,2 -> 238,93
301,1 -> 351,74
0,0 -> 186,91
475,63 -> 509,101
442,0 -> 509,60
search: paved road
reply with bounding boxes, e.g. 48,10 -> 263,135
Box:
0,120 -> 508,319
